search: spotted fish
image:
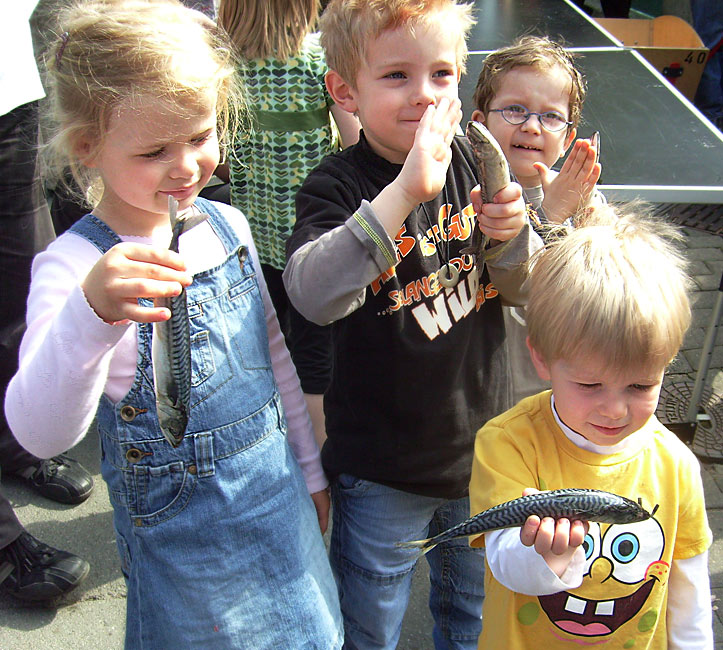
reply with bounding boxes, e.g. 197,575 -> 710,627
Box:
397,488 -> 654,554
460,120 -> 511,276
152,196 -> 208,447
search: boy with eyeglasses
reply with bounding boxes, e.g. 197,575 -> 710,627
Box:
471,35 -> 605,402
471,35 -> 603,228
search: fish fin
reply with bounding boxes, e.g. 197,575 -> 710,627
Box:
180,211 -> 210,233
167,196 -> 209,234
168,196 -> 179,227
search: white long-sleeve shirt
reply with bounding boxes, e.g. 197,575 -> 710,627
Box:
5,202 -> 327,494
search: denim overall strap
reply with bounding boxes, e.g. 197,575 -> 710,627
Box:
193,196 -> 238,253
67,213 -> 122,254
66,200 -> 235,254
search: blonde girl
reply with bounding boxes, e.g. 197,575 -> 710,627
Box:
6,1 -> 342,647
217,0 -> 360,449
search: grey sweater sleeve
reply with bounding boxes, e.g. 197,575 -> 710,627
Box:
283,200 -> 397,325
486,221 -> 544,307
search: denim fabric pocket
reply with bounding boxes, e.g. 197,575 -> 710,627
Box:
127,461 -> 197,526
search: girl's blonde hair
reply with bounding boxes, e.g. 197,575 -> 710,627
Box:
217,0 -> 320,61
473,35 -> 586,129
526,204 -> 692,373
43,0 -> 244,205
319,0 -> 475,86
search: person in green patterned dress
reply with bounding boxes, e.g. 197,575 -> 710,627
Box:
216,0 -> 359,451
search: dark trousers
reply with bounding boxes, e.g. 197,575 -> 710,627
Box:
0,101 -> 56,549
261,264 -> 332,396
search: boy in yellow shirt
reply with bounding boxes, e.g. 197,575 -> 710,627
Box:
469,206 -> 712,648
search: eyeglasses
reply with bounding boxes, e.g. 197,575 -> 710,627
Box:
488,105 -> 573,132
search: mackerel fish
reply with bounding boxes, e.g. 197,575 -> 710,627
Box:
397,488 -> 653,554
152,196 -> 209,447
460,120 -> 511,276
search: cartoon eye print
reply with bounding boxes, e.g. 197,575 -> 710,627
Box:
600,517 -> 664,584
581,522 -> 601,575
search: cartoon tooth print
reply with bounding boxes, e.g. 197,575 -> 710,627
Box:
520,512 -> 666,643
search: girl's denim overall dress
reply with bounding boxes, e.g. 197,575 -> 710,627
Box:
69,199 -> 342,649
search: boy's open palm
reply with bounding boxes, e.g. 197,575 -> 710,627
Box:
82,242 -> 192,325
535,138 -> 601,223
396,97 -> 462,205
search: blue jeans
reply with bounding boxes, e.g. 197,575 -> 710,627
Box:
330,474 -> 485,650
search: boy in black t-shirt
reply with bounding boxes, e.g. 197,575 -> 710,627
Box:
283,1 -> 541,647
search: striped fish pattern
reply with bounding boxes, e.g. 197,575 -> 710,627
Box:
152,196 -> 208,447
397,488 -> 653,554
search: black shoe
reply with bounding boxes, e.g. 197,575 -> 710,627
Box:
0,532 -> 89,602
12,455 -> 94,505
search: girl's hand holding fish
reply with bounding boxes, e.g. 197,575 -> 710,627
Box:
519,488 -> 589,578
82,242 -> 193,324
470,181 -> 526,243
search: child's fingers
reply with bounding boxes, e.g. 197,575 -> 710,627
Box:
569,519 -> 589,547
559,140 -> 594,181
533,517 -> 557,555
520,515 -> 542,547
83,243 -> 193,323
118,301 -> 173,324
420,97 -> 462,149
477,183 -> 526,241
549,518 -> 573,555
532,162 -> 554,189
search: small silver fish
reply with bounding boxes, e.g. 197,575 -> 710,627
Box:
397,488 -> 654,555
152,196 -> 208,447
461,121 -> 511,276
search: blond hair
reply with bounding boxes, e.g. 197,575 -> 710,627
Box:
319,0 -> 475,85
43,0 -> 244,205
473,35 -> 586,129
217,0 -> 320,61
526,204 -> 691,373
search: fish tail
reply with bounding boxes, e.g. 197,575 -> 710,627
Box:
168,196 -> 180,227
395,538 -> 437,556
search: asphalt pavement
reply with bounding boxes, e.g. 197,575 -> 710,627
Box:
0,222 -> 721,649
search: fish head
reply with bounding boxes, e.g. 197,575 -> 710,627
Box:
157,403 -> 188,447
604,496 -> 654,524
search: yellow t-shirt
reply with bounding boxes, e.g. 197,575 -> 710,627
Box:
470,391 -> 712,650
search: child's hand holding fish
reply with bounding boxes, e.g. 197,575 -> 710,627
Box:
82,242 -> 192,324
467,120 -> 526,251
518,488 -> 589,578
470,182 -> 525,243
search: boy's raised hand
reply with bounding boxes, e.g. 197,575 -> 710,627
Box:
519,488 -> 588,578
373,97 -> 463,237
82,242 -> 193,324
534,138 -> 601,224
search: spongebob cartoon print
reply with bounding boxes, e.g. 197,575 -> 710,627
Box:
517,513 -> 667,645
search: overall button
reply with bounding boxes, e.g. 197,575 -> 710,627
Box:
187,465 -> 197,475
120,405 -> 138,422
125,448 -> 144,463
